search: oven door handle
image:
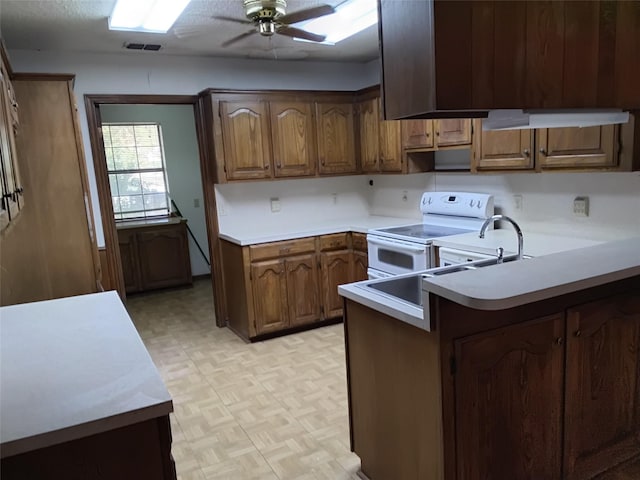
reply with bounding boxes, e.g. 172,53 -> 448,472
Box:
367,237 -> 427,254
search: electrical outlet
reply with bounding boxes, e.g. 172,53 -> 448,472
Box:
513,194 -> 523,211
573,196 -> 589,217
218,202 -> 227,216
331,193 -> 338,205
402,190 -> 408,202
193,198 -> 200,208
270,197 -> 281,213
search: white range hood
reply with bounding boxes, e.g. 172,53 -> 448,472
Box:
482,109 -> 630,131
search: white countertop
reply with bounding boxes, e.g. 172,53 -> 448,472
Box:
219,215 -> 417,245
423,237 -> 640,311
116,216 -> 184,230
0,291 -> 173,458
432,229 -> 603,257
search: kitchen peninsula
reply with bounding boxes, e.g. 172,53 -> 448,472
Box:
0,292 -> 176,480
340,238 -> 640,480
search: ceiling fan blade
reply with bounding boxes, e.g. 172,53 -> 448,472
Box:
278,5 -> 335,25
277,26 -> 326,43
212,15 -> 254,26
221,29 -> 257,48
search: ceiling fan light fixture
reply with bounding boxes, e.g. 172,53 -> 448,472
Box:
293,0 -> 377,45
109,0 -> 192,34
258,20 -> 277,36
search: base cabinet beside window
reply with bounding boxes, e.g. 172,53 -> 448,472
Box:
117,219 -> 192,294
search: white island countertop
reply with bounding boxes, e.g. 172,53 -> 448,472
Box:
219,215 -> 417,245
424,237 -> 640,311
0,291 -> 172,458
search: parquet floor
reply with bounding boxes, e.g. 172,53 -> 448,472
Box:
126,278 -> 360,480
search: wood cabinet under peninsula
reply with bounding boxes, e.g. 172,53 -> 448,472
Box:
343,276 -> 640,480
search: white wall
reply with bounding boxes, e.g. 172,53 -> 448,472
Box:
100,104 -> 210,276
215,175 -> 371,237
8,49 -> 379,245
368,168 -> 640,241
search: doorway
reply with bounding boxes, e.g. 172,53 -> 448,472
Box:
85,95 -> 225,327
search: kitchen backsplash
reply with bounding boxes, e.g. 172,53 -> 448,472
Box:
217,169 -> 640,242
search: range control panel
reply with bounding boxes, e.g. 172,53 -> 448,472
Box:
420,192 -> 494,219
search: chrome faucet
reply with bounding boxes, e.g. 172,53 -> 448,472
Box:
479,215 -> 524,260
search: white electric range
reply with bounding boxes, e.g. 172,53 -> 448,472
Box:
367,192 -> 495,279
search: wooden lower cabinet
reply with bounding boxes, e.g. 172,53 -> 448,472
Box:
286,254 -> 321,327
321,250 -> 352,319
563,294 -> 640,480
352,251 -> 368,282
221,233 -> 368,340
252,259 -> 289,335
117,220 -> 192,294
345,282 -> 640,480
455,314 -> 565,480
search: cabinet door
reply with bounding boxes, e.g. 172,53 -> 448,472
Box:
118,230 -> 141,294
220,101 -> 272,180
434,119 -> 471,147
564,293 -> 640,480
380,117 -> 402,172
251,259 -> 288,334
316,103 -> 357,175
285,254 -> 321,327
137,225 -> 192,291
455,314 -> 564,480
270,101 -> 316,178
358,98 -> 380,173
472,120 -> 535,170
402,120 -> 434,149
537,125 -> 617,169
320,250 -> 352,319
351,251 -> 368,282
0,66 -> 20,220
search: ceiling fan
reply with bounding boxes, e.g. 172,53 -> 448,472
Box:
215,0 -> 336,47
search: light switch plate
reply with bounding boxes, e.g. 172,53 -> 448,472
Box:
270,197 -> 281,212
573,196 -> 589,217
513,194 -> 523,211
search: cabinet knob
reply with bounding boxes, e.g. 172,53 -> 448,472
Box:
539,148 -> 547,155
523,149 -> 530,157
276,162 -> 281,168
555,337 -> 564,346
436,131 -> 440,136
574,330 -> 581,337
264,164 -> 269,169
380,157 -> 385,163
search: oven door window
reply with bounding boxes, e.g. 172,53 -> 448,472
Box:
378,249 -> 415,270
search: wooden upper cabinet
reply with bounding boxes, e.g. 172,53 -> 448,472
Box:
251,259 -> 289,335
564,293 -> 640,480
285,254 -> 321,327
472,120 -> 534,171
402,120 -> 434,149
316,102 -> 357,175
379,0 -> 640,119
359,98 -> 380,173
0,62 -> 21,223
434,119 -> 471,147
220,101 -> 272,180
455,314 -> 565,480
379,117 -> 402,172
537,125 -> 618,169
269,101 -> 316,178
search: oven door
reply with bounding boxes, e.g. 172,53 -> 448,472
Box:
367,235 -> 430,276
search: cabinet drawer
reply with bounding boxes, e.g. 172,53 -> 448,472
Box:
250,237 -> 316,261
319,233 -> 348,251
351,232 -> 367,252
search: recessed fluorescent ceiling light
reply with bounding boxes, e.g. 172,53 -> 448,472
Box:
109,0 -> 191,34
293,0 -> 377,45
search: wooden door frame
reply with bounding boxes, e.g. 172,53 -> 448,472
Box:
84,94 -> 225,327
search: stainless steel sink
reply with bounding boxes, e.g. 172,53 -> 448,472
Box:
366,274 -> 424,307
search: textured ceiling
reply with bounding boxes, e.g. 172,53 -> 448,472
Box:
1,0 -> 380,62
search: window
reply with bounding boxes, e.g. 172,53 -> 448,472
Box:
103,123 -> 170,220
